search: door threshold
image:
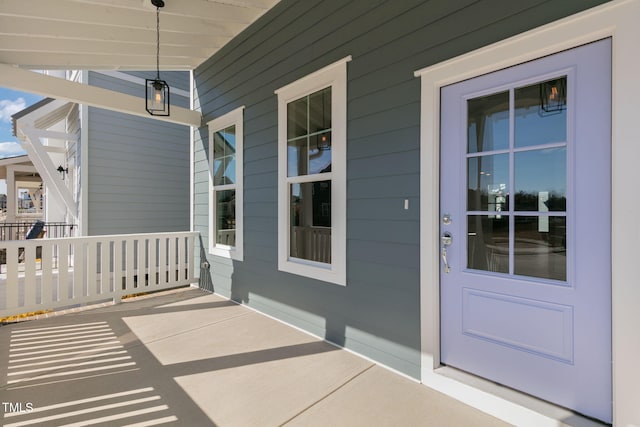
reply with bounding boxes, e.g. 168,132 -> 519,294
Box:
425,366 -> 609,427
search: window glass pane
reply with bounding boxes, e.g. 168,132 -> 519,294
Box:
515,148 -> 566,211
467,215 -> 509,273
216,189 -> 236,246
287,98 -> 308,139
515,77 -> 567,148
467,154 -> 509,212
213,131 -> 225,158
290,181 -> 331,263
514,216 -> 566,281
467,91 -> 509,153
214,156 -> 235,185
309,87 -> 331,134
309,132 -> 332,174
287,88 -> 332,177
287,138 -> 308,177
223,125 -> 236,156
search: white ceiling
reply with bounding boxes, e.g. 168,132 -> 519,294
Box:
0,0 -> 280,71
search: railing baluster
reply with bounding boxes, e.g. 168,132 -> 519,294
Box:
87,240 -> 96,299
41,242 -> 53,305
58,242 -> 69,300
126,238 -> 135,291
168,236 -> 176,285
158,237 -> 167,285
149,237 -> 157,287
73,240 -> 85,301
113,238 -> 122,301
24,245 -> 37,306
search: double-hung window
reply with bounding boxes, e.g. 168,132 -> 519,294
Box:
276,56 -> 350,286
208,107 -> 244,260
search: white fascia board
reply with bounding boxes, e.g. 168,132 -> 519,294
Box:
0,64 -> 201,127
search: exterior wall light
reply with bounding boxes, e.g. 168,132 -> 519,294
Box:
57,165 -> 69,179
145,0 -> 170,116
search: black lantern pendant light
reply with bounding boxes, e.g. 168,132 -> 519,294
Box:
146,0 -> 170,116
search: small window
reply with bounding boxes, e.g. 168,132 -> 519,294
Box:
275,56 -> 350,286
208,107 -> 244,260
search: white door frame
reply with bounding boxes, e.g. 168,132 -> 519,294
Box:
415,1 -> 640,425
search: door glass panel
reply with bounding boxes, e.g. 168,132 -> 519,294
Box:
468,154 -> 509,211
465,77 -> 570,281
514,148 -> 566,211
467,91 -> 509,153
514,216 -> 566,281
515,77 -> 567,148
467,215 -> 509,273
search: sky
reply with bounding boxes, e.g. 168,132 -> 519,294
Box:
0,87 -> 44,194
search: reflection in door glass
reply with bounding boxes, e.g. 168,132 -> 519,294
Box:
468,154 -> 509,212
514,148 -> 566,211
467,215 -> 509,273
515,77 -> 567,148
514,216 -> 566,281
467,91 -> 509,153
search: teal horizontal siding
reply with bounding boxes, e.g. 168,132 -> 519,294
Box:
193,0 -> 610,378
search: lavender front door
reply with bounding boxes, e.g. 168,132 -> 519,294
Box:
439,39 -> 611,422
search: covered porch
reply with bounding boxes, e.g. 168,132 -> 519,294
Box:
0,287 -> 507,426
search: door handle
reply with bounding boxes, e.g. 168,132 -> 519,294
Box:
441,232 -> 452,273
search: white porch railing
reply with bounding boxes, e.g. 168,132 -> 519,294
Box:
0,231 -> 198,318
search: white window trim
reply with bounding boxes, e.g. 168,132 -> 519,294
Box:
208,106 -> 244,261
275,56 -> 351,286
415,1 -> 639,425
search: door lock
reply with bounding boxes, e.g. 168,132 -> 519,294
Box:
441,232 -> 452,273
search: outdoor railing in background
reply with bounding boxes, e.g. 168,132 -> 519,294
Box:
0,222 -> 77,241
0,231 -> 198,318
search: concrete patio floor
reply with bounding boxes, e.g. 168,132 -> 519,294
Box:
0,287 -> 510,426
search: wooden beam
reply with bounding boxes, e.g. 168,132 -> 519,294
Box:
0,64 -> 201,127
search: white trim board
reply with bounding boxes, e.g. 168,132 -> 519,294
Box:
415,0 -> 639,425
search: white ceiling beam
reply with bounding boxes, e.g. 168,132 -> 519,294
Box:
0,17 -> 233,45
0,36 -> 215,59
66,0 -> 270,23
0,52 -> 203,71
0,0 -> 251,32
0,64 -> 201,127
72,0 -> 277,10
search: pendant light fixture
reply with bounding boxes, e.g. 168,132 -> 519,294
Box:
146,0 -> 170,116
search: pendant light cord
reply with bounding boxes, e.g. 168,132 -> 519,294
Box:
156,6 -> 160,80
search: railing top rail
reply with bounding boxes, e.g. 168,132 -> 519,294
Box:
0,230 -> 198,248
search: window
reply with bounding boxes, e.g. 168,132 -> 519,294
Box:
208,107 -> 244,260
275,56 -> 350,286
